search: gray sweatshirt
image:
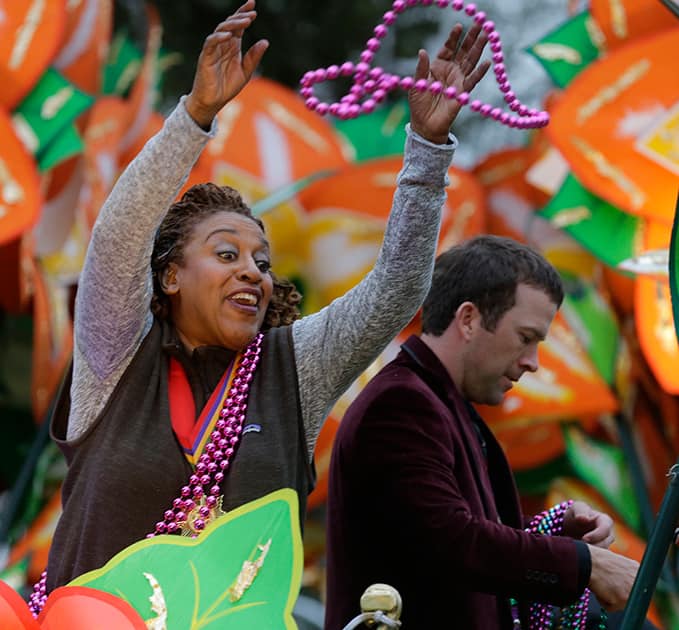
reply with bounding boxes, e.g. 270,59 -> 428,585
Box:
68,97 -> 456,459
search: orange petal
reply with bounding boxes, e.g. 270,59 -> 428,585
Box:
39,586 -> 147,630
0,580 -> 40,629
0,0 -> 67,109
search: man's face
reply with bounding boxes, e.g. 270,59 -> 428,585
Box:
460,283 -> 558,405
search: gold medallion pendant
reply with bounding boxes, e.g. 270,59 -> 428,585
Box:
178,495 -> 227,537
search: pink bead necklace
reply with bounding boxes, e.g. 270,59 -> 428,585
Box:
299,0 -> 549,130
148,333 -> 263,538
29,333 -> 263,617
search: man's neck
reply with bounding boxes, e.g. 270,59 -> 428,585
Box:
419,332 -> 464,392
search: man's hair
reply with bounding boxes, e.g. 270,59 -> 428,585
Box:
151,182 -> 301,328
421,235 -> 564,335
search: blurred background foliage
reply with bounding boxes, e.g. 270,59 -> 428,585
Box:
122,0 -> 439,109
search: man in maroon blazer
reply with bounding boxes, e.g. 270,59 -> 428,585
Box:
325,235 -> 639,629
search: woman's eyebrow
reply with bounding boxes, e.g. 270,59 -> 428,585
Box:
204,227 -> 237,243
204,228 -> 270,251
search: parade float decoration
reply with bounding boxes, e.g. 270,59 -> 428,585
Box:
0,490 -> 302,629
2,0 -> 679,627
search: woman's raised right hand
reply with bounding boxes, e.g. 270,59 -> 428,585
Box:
185,0 -> 269,129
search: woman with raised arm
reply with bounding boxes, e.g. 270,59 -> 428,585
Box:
37,0 -> 490,603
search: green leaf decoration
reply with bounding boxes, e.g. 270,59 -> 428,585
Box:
562,425 -> 641,532
538,173 -> 643,267
560,277 -> 620,385
514,455 -> 571,495
527,11 -> 602,88
155,48 -> 184,105
333,100 -> 409,161
37,123 -> 84,171
669,192 -> 679,343
71,489 -> 303,630
12,69 -> 94,157
251,169 -> 336,217
103,32 -> 144,97
0,555 -> 29,591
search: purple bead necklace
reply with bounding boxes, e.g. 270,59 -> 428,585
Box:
299,0 -> 549,129
510,500 -> 608,630
29,333 -> 263,617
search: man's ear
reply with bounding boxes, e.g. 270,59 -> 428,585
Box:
159,263 -> 179,296
455,301 -> 479,341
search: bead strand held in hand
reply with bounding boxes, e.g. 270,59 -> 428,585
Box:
509,500 -> 608,630
299,0 -> 549,130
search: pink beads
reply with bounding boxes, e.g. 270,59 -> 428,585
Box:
362,99 -> 377,113
400,76 -> 414,90
340,61 -> 354,75
383,10 -> 396,25
147,333 -> 264,540
297,1 -> 550,130
523,500 -> 595,630
28,571 -> 48,617
414,78 -> 429,92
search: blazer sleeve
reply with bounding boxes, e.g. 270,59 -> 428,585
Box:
354,381 -> 586,605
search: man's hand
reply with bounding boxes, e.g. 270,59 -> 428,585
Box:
588,545 -> 639,611
185,0 -> 268,129
563,501 -> 615,548
409,22 -> 490,144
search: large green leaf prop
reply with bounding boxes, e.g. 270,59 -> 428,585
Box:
526,11 -> 601,88
71,489 -> 303,630
539,173 -> 643,267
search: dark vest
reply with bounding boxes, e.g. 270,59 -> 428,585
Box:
47,320 -> 313,590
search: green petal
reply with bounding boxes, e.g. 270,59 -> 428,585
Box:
527,12 -> 602,88
13,68 -> 93,156
538,173 -> 642,267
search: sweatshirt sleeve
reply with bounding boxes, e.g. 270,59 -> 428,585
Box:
292,125 -> 457,458
75,97 -> 214,381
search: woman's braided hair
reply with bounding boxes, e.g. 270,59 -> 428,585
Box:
151,182 -> 301,329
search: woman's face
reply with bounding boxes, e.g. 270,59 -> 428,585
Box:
163,211 -> 274,351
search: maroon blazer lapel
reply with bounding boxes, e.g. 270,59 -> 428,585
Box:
401,335 -> 501,523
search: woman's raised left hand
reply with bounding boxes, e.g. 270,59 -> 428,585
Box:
409,22 -> 490,145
